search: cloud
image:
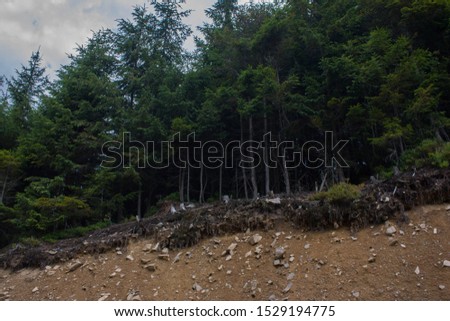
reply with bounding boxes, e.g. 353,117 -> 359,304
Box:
0,0 -> 215,79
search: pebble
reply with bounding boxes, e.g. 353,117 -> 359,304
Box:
439,285 -> 445,290
282,282 -> 293,294
385,226 -> 397,236
389,239 -> 399,246
173,252 -> 183,264
143,244 -> 152,252
158,254 -> 170,261
274,247 -> 285,259
287,273 -> 295,281
144,264 -> 156,272
161,248 -> 169,255
192,283 -> 202,292
248,234 -> 262,246
32,287 -> 39,293
245,251 -> 252,258
304,244 -> 310,249
126,255 -> 134,261
66,260 -> 83,273
415,266 -> 420,275
352,291 -> 360,298
443,260 -> 450,267
368,257 -> 376,263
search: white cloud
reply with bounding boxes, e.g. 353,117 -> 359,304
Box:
0,0 -> 215,79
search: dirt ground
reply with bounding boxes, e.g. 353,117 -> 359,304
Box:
1,204 -> 449,301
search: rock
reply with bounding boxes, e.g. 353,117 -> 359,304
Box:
218,265 -> 223,271
192,283 -> 203,292
226,270 -> 232,275
248,234 -> 262,246
385,226 -> 397,236
143,244 -> 152,252
352,291 -> 360,298
245,251 -> 252,258
116,251 -> 123,255
144,264 -> 157,272
287,273 -> 295,281
225,255 -> 232,261
67,260 -> 83,273
158,254 -> 170,261
228,243 -> 238,252
173,252 -> 183,264
162,248 -> 169,255
282,282 -> 293,294
433,228 -> 437,234
304,243 -> 310,249
389,239 -> 399,246
439,285 -> 445,290
443,260 -> 450,267
446,205 -> 450,211
126,255 -> 134,261
151,243 -> 160,253
419,223 -> 426,229
334,222 -> 340,229
32,287 -> 39,293
213,239 -> 221,244
48,250 -> 57,255
273,259 -> 282,267
274,247 -> 285,260
368,257 -> 376,263
268,294 -> 277,301
351,236 -> 358,241
415,266 -> 420,275
98,293 -> 111,301
266,197 -> 281,205
141,258 -> 152,264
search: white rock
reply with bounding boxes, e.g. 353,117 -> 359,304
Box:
248,234 -> 262,246
304,243 -> 310,249
266,197 -> 281,205
126,255 -> 134,261
415,266 -> 420,275
385,226 -> 397,236
282,282 -> 293,294
274,247 -> 285,259
443,260 -> 450,267
32,287 -> 39,293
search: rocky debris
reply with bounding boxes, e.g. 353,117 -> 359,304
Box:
439,285 -> 446,290
389,239 -> 399,246
248,234 -> 262,246
368,257 -> 376,263
268,294 -> 277,301
141,258 -> 152,264
32,287 -> 39,293
126,255 -> 134,261
98,293 -> 111,301
0,292 -> 10,301
192,283 -> 202,292
443,260 -> 450,267
433,228 -> 438,234
266,197 -> 281,205
304,243 -> 310,249
351,236 -> 358,241
218,265 -> 223,271
161,248 -> 169,255
287,273 -> 295,281
47,250 -> 57,255
282,282 -> 293,294
352,291 -> 360,298
385,226 -> 397,236
151,243 -> 160,253
414,266 -> 420,275
66,260 -> 83,273
127,292 -> 142,301
158,254 -> 170,261
142,244 -> 153,252
273,260 -> 283,267
222,243 -> 238,257
274,247 -> 285,260
245,251 -> 252,258
173,252 -> 183,264
144,264 -> 157,272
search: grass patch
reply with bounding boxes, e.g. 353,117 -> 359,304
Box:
310,183 -> 362,203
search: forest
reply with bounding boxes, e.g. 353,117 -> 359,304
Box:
0,0 -> 449,248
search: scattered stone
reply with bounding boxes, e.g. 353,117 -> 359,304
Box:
161,248 -> 169,255
48,250 -> 57,255
352,291 -> 360,298
228,243 -> 238,252
446,205 -> 450,211
318,260 -> 326,266
268,294 -> 277,301
245,251 -> 252,258
289,256 -> 295,263
274,247 -> 285,260
351,236 -> 358,241
213,239 -> 221,244
304,243 -> 310,249
368,257 -> 376,263
116,251 -> 123,255
98,293 -> 111,301
267,280 -> 273,285
109,272 -> 116,278
248,234 -> 263,246
433,228 -> 437,234
66,260 -> 83,273
419,223 -> 426,229
400,244 -> 406,248
287,273 -> 295,281
415,266 -> 420,275
333,222 -> 340,229
141,258 -> 151,264
266,197 -> 281,205
282,282 -> 293,294
192,283 -> 203,292
399,230 -> 405,236
158,254 -> 170,261
273,260 -> 282,267
439,285 -> 445,290
151,243 -> 160,253
32,287 -> 39,293
331,237 -> 342,243
226,255 -> 232,261
126,255 -> 134,261
389,239 -> 399,246
443,260 -> 450,267
144,264 -> 157,272
143,244 -> 152,252
386,226 -> 397,236
226,270 -> 232,275
173,252 -> 183,264
218,265 -> 223,271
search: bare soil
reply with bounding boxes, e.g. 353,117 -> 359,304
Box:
1,204 -> 449,301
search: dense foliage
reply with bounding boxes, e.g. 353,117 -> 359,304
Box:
0,0 -> 449,247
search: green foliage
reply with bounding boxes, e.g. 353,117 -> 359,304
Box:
311,183 -> 362,203
42,221 -> 110,243
401,140 -> 450,169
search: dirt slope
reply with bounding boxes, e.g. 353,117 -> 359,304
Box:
1,204 -> 449,301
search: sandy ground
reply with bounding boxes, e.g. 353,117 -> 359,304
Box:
1,204 -> 449,301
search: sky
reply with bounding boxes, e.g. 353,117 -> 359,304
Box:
0,0 -> 222,80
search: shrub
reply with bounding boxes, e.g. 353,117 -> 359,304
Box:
310,183 -> 361,203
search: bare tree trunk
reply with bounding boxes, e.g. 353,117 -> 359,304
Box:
199,163 -> 204,203
187,165 -> 190,203
240,115 -> 248,199
263,112 -> 270,196
249,116 -> 258,199
0,170 -> 8,205
219,165 -> 223,201
179,168 -> 185,203
137,183 -> 142,220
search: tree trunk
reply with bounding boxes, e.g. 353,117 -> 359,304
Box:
219,165 -> 223,202
280,155 -> 291,195
249,116 -> 258,199
263,112 -> 270,196
0,170 -> 8,205
199,163 -> 204,203
187,165 -> 190,203
240,115 -> 248,199
179,168 -> 185,203
137,183 -> 142,220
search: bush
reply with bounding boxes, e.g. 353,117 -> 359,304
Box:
310,183 -> 361,203
42,221 -> 111,242
401,140 -> 450,169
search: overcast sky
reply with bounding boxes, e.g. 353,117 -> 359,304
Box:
0,0 -> 222,80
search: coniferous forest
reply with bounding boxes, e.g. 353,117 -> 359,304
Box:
0,0 -> 449,248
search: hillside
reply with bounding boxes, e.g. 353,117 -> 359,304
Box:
0,203 -> 449,301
